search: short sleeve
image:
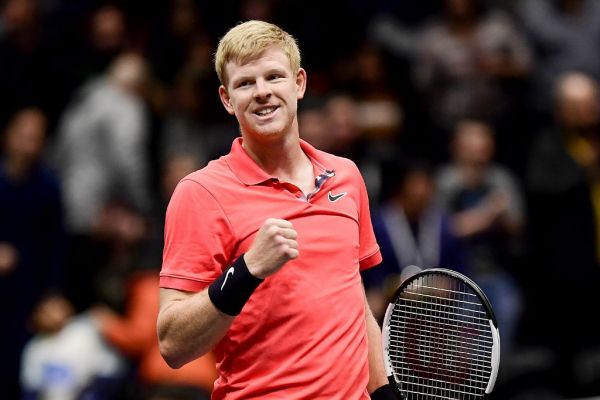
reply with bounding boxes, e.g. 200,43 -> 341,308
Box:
355,165 -> 382,271
160,178 -> 235,292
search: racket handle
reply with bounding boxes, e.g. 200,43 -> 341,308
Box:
370,383 -> 398,400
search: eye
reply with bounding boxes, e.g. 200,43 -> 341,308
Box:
268,74 -> 283,81
237,80 -> 251,88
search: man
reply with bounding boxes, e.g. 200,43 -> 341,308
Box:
157,20 -> 396,399
0,108 -> 65,399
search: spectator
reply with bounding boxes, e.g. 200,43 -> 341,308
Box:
92,271 -> 217,399
321,92 -> 392,201
159,71 -> 238,174
525,73 -> 600,385
147,0 -> 206,85
52,51 -> 152,312
21,294 -> 126,400
298,96 -> 329,151
517,0 -> 600,113
331,44 -> 404,144
89,150 -> 216,398
435,119 -> 525,355
373,0 -> 532,162
363,159 -> 466,322
0,108 -> 65,399
0,0 -> 49,128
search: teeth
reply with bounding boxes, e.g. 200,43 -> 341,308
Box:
256,107 -> 276,116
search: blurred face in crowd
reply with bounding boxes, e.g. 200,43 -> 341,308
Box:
162,155 -> 198,198
325,94 -> 361,148
299,107 -> 330,150
452,120 -> 495,168
31,295 -> 74,334
445,0 -> 478,21
555,73 -> 600,131
4,108 -> 46,164
1,0 -> 37,33
170,0 -> 198,37
109,52 -> 148,95
90,5 -> 126,52
399,170 -> 435,220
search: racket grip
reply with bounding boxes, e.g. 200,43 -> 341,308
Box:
370,383 -> 399,400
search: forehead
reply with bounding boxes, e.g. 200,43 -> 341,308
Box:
225,47 -> 293,80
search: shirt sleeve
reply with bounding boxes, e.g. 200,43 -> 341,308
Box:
160,178 -> 235,292
355,164 -> 382,271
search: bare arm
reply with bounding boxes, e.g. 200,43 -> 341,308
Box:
157,287 -> 234,369
452,191 -> 522,238
365,288 -> 390,393
157,218 -> 298,369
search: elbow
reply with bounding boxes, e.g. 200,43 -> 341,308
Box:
158,335 -> 211,369
158,338 -> 186,369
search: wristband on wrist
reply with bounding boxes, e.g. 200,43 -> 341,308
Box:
208,254 -> 264,316
370,383 -> 398,400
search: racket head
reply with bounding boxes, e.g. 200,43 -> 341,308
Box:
382,268 -> 500,399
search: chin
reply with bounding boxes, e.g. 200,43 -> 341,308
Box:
252,125 -> 287,138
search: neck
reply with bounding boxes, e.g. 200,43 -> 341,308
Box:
2,156 -> 32,182
242,132 -> 307,175
459,162 -> 486,188
242,134 -> 315,194
447,16 -> 476,34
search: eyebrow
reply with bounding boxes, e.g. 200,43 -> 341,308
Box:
230,68 -> 290,87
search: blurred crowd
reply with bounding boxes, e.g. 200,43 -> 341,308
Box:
2,0 -> 600,399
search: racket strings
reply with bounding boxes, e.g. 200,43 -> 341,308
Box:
388,339 -> 492,380
392,316 -> 493,348
393,307 -> 492,335
388,275 -> 494,399
388,338 -> 492,368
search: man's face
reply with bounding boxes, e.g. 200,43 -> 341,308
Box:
218,46 -> 306,143
559,90 -> 600,130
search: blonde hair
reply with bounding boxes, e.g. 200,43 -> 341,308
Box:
214,20 -> 301,85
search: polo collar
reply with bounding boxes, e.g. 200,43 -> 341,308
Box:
225,137 -> 330,186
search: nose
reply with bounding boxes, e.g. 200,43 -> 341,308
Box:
253,78 -> 271,100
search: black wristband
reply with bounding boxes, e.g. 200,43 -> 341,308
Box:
370,383 -> 398,400
208,255 -> 264,316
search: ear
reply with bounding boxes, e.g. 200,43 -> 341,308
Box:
296,68 -> 307,100
219,85 -> 235,115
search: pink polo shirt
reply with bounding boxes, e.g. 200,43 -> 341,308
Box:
160,138 -> 382,399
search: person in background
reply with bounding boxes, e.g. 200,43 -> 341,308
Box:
20,294 -> 126,400
435,119 -> 525,356
525,72 -> 600,393
52,51 -> 152,312
157,20 -> 396,399
363,159 -> 466,322
92,153 -> 217,399
0,108 -> 65,399
517,0 -> 600,113
93,270 -> 217,400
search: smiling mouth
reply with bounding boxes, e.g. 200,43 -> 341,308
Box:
254,106 -> 278,117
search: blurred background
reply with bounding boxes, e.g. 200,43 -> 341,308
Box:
2,0 -> 600,399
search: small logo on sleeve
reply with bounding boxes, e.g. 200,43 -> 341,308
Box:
221,267 -> 235,290
328,191 -> 347,202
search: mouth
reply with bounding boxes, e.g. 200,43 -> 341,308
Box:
253,106 -> 279,117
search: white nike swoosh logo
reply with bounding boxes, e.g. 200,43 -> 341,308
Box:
221,267 -> 235,290
328,191 -> 347,202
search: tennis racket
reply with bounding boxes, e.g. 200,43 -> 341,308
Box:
382,267 -> 500,399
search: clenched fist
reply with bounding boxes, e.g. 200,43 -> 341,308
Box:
244,218 -> 298,279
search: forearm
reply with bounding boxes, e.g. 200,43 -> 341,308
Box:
365,294 -> 389,393
157,288 -> 234,368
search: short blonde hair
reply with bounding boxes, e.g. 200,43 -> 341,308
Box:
214,20 -> 301,85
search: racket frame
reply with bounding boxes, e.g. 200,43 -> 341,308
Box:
381,267 -> 501,399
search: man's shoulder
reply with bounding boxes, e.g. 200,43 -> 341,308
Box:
179,156 -> 237,189
311,147 -> 360,174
